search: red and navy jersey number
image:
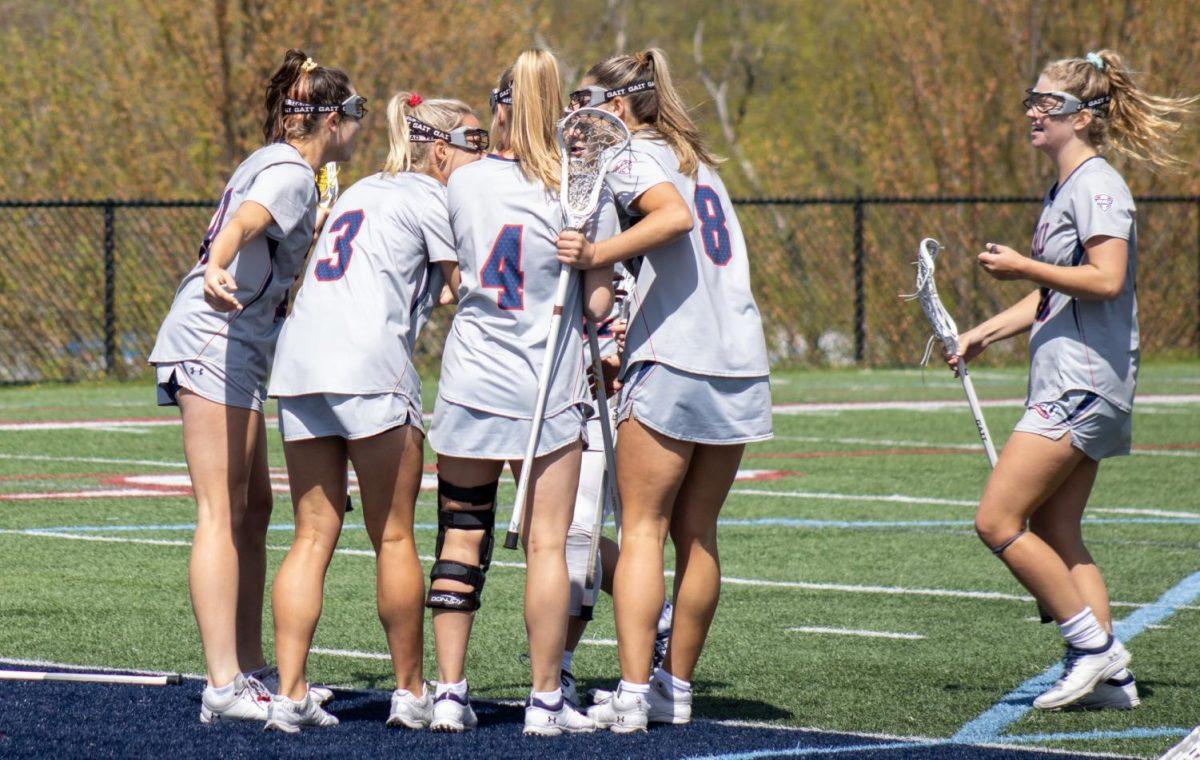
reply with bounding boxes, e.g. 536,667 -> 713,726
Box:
482,224 -> 525,310
694,185 -> 731,266
315,210 -> 365,282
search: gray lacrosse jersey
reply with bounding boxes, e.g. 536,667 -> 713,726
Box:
149,143 -> 317,391
438,155 -> 619,419
269,172 -> 455,398
1027,156 -> 1138,412
605,138 -> 770,379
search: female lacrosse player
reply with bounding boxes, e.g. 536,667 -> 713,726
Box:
261,92 -> 484,733
148,49 -> 362,724
946,51 -> 1195,711
424,49 -> 619,736
556,48 -> 773,732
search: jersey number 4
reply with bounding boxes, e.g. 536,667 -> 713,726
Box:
315,209 -> 365,282
482,224 -> 525,310
695,185 -> 731,266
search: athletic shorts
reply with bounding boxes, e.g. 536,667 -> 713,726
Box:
154,360 -> 265,413
616,361 -> 773,445
427,398 -> 588,461
276,392 -> 423,442
1014,390 -> 1132,461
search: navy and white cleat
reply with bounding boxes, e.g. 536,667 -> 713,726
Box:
1070,673 -> 1140,711
263,691 -> 338,733
430,690 -> 477,733
387,684 -> 433,729
561,669 -> 579,707
647,671 -> 692,724
587,685 -> 648,734
250,665 -> 334,706
1033,637 -> 1131,710
523,694 -> 595,737
199,672 -> 270,724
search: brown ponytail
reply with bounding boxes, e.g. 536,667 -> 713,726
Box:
263,48 -> 353,144
1042,50 -> 1197,171
585,47 -> 720,176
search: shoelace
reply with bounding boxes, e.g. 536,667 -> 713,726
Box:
1052,646 -> 1087,685
245,675 -> 272,703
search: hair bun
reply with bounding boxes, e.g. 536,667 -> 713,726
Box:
407,93 -> 423,107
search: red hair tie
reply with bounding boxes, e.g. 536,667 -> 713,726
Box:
407,93 -> 423,107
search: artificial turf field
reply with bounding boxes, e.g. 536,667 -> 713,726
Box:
0,363 -> 1197,758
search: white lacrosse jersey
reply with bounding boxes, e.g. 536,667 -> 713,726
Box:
149,143 -> 317,391
438,154 -> 619,419
605,137 -> 770,379
1027,156 -> 1138,412
268,171 -> 455,398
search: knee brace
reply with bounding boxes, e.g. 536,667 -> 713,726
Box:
425,479 -> 498,612
989,528 -> 1027,557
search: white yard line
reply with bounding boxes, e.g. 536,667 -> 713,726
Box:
0,453 -> 187,468
767,435 -> 1199,458
785,626 -> 925,640
310,647 -> 391,661
580,638 -> 618,646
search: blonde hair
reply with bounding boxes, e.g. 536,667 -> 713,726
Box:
383,92 -> 474,174
1042,50 -> 1197,171
492,50 -> 562,190
585,48 -> 720,176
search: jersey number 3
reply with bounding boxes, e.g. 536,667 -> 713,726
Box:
482,224 -> 525,310
315,209 -> 365,282
695,185 -> 731,266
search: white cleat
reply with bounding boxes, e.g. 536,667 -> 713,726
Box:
1032,637 -> 1131,711
561,669 -> 579,707
1162,725 -> 1200,760
199,672 -> 271,724
523,694 -> 595,737
387,685 -> 433,729
587,685 -> 648,734
430,691 -> 477,733
263,691 -> 338,733
648,671 -> 692,724
1069,673 -> 1140,711
250,666 -> 334,705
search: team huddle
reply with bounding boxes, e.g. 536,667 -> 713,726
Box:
147,44 -> 1197,743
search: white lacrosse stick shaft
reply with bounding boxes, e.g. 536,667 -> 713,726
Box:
0,669 -> 182,686
957,358 -> 998,468
579,319 -> 621,616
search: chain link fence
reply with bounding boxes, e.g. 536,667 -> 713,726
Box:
1,197 -> 1197,383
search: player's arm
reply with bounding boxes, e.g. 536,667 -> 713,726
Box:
978,236 -> 1128,301
946,289 -> 1040,372
557,183 -> 693,269
437,261 -> 461,306
203,201 -> 275,312
582,265 -> 616,321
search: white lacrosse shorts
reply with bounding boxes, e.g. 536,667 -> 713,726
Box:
616,361 -> 773,445
1014,390 -> 1132,461
155,360 -> 266,413
277,392 -> 423,442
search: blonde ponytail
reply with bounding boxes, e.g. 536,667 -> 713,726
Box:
1043,50 -> 1197,171
383,91 -> 474,175
585,48 -> 720,176
492,50 -> 562,190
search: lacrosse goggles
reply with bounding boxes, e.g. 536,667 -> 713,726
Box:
283,93 -> 369,120
489,85 -> 512,112
1022,88 -> 1110,116
568,80 -> 656,111
405,116 -> 489,152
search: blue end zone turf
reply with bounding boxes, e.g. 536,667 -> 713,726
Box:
0,668 -> 1102,760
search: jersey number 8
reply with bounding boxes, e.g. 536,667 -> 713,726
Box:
695,185 -> 731,266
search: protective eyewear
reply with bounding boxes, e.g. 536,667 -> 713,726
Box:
1022,88 -> 1109,116
283,93 -> 369,120
489,86 -> 512,112
406,116 -> 489,152
568,80 -> 656,111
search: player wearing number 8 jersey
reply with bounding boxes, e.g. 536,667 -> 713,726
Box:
557,48 -> 771,732
262,92 -> 483,733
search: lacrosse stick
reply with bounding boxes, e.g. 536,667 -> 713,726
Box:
316,162 -> 339,209
504,107 -> 631,550
0,669 -> 182,686
578,319 -> 622,618
902,237 -> 998,467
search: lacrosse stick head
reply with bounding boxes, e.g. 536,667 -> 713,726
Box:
904,237 -> 960,360
557,107 -> 631,229
317,162 -> 339,209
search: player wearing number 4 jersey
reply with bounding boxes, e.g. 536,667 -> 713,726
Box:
148,49 -> 361,725
557,48 -> 772,732
264,91 -> 484,733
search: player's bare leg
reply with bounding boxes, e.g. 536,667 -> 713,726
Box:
272,437 -> 348,701
349,426 -> 426,695
612,419 -> 691,684
178,390 -> 265,688
235,411 -> 273,674
664,442 -> 744,682
512,441 -> 583,693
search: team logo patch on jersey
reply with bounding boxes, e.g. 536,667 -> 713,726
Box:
1093,193 -> 1114,212
609,157 -> 633,176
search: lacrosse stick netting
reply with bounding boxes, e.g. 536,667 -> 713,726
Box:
902,237 -> 999,467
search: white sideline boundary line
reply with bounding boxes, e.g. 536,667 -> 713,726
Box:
767,435 -> 1200,459
4,527 -> 1198,612
786,626 -> 925,640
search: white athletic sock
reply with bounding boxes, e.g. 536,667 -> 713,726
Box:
436,679 -> 468,698
658,601 -> 674,634
533,688 -> 563,705
618,679 -> 649,696
1110,668 -> 1132,682
209,680 -> 235,697
653,666 -> 692,695
1058,607 -> 1109,650
561,650 -> 574,673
